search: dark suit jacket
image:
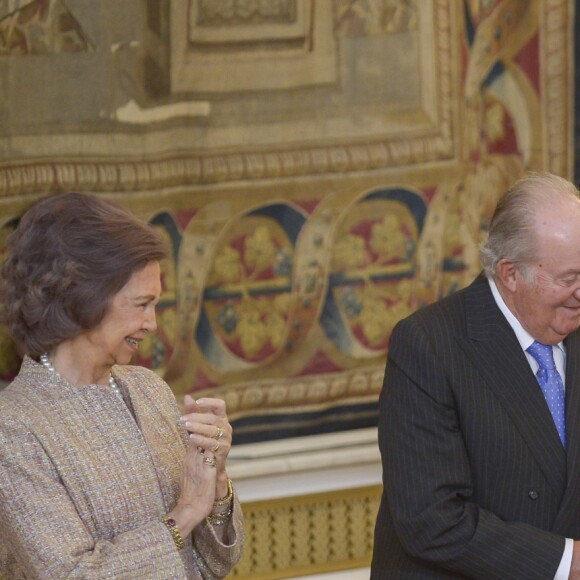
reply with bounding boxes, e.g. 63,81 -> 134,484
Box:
371,274 -> 580,579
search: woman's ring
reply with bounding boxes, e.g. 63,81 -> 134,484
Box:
211,442 -> 220,453
203,456 -> 217,467
214,426 -> 225,440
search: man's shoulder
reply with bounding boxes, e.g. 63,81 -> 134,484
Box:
410,275 -> 486,320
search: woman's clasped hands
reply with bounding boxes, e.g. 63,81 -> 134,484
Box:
176,395 -> 233,525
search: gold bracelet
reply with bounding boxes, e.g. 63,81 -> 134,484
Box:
161,516 -> 185,550
213,478 -> 234,507
207,507 -> 232,526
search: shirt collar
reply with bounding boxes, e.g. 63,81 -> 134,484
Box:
487,276 -> 565,355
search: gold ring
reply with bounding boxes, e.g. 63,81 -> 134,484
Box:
215,426 -> 225,440
203,456 -> 217,467
211,441 -> 220,453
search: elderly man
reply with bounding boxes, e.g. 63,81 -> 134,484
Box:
371,173 -> 580,578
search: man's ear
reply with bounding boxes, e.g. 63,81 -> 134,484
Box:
495,259 -> 518,292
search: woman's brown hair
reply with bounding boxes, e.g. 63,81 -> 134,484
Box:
1,192 -> 168,356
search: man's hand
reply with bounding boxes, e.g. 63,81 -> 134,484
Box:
569,541 -> 580,578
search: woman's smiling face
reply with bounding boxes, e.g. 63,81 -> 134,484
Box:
83,261 -> 161,366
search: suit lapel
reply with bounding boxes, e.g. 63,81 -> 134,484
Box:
457,276 -> 567,496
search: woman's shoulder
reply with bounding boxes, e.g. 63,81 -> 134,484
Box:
113,365 -> 181,419
113,364 -> 174,398
114,363 -> 161,381
113,364 -> 166,383
0,356 -> 49,410
0,371 -> 46,431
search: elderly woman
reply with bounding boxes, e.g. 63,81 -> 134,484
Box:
0,192 -> 243,578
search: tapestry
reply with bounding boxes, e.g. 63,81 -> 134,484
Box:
0,0 -> 573,443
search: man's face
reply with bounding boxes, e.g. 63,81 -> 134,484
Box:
512,265 -> 580,344
508,202 -> 580,344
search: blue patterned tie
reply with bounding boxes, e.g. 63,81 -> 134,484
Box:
527,340 -> 566,447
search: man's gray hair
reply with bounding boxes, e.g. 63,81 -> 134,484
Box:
480,173 -> 580,279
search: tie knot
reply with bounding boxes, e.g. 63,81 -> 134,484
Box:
527,340 -> 556,371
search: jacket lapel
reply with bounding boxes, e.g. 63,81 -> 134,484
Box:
114,367 -> 186,512
457,275 -> 567,497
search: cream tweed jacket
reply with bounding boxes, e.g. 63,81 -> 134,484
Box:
0,356 -> 243,579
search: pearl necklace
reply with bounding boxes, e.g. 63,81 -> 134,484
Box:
40,353 -> 122,398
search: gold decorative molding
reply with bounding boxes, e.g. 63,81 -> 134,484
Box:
0,130 -> 453,196
231,485 -> 381,579
211,366 -> 384,430
172,0 -> 336,92
190,0 -> 302,42
541,0 -> 574,176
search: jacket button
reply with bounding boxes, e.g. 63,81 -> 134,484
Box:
528,490 -> 539,500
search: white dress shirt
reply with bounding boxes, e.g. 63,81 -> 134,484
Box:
488,277 -> 572,579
